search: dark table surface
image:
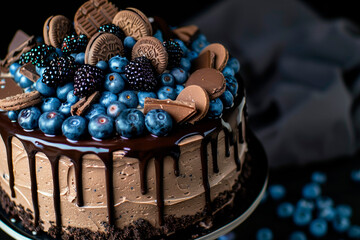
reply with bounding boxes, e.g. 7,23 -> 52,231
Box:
1,0 -> 360,239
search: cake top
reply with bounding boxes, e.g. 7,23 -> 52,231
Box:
0,0 -> 241,141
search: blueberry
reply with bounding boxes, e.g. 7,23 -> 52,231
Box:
157,86 -> 177,100
109,55 -> 129,73
100,91 -> 118,107
222,66 -> 235,77
351,169 -> 360,182
138,91 -> 157,107
311,171 -> 327,184
288,231 -> 307,240
170,67 -> 188,84
227,57 -> 240,73
153,29 -> 164,42
104,73 -> 125,94
115,109 -> 145,138
302,183 -> 321,199
35,66 -> 46,76
218,232 -> 236,240
19,75 -> 34,88
145,109 -> 173,137
220,90 -> 234,109
96,60 -> 109,71
7,110 -> 19,122
268,184 -> 286,200
175,85 -> 185,95
124,36 -> 136,50
35,77 -> 56,96
191,34 -> 209,53
316,196 -> 333,210
186,51 -> 198,62
335,204 -> 352,218
58,102 -> 73,116
208,98 -> 223,119
256,228 -> 273,240
18,107 -> 41,130
348,225 -> 360,239
174,39 -> 188,56
107,101 -> 127,118
66,90 -> 79,104
14,68 -> 22,83
88,114 -> 114,139
84,103 -> 106,120
277,202 -> 294,218
57,82 -> 74,102
332,216 -> 351,233
309,219 -> 327,237
41,97 -> 62,112
225,75 -> 239,97
62,116 -> 87,141
179,57 -> 191,72
24,85 -> 36,93
318,206 -> 336,221
39,111 -> 65,135
159,73 -> 175,87
297,199 -> 315,211
9,62 -> 21,76
293,208 -> 312,226
118,90 -> 138,108
75,52 -> 85,65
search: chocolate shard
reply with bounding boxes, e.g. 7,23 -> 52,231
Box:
143,97 -> 197,124
70,91 -> 100,116
192,50 -> 216,71
19,62 -> 40,82
0,33 -> 37,73
172,25 -> 199,45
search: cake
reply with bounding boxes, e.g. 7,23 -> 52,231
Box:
0,1 -> 252,239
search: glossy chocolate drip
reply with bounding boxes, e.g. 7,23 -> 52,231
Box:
0,75 -> 246,231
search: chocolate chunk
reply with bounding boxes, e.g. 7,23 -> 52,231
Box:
132,36 -> 168,74
143,98 -> 197,124
172,25 -> 199,45
0,91 -> 42,111
85,32 -> 124,65
192,50 -> 215,71
74,0 -> 118,38
199,43 -> 229,71
19,63 -> 40,83
176,85 -> 209,124
0,34 -> 37,73
185,68 -> 226,100
71,91 -> 100,116
113,8 -> 152,40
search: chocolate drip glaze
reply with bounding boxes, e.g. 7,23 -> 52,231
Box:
0,75 -> 246,231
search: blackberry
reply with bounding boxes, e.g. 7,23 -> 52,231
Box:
74,65 -> 104,98
61,34 -> 88,54
20,44 -> 57,67
125,56 -> 158,92
42,56 -> 78,87
163,40 -> 183,69
98,24 -> 125,41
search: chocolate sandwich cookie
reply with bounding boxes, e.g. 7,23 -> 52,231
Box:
185,68 -> 226,100
176,85 -> 210,124
0,91 -> 42,111
85,32 -> 124,65
132,36 -> 168,74
43,15 -> 73,48
74,0 -> 118,38
199,43 -> 229,71
112,7 -> 152,40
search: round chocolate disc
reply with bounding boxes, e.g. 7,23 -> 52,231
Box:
44,15 -> 73,49
112,8 -> 152,41
185,68 -> 226,100
200,43 -> 229,71
85,32 -> 124,65
176,85 -> 210,124
132,36 -> 168,74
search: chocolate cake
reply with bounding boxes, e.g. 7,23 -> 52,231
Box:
0,1 -> 254,239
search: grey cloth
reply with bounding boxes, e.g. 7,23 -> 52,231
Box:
188,0 -> 360,167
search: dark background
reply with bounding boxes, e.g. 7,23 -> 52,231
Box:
1,0 -> 360,59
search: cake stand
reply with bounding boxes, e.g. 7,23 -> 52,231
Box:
0,130 -> 268,240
